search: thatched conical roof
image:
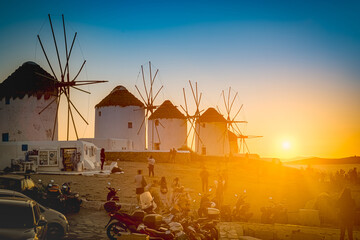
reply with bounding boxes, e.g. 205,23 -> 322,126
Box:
95,85 -> 144,108
199,107 -> 226,123
0,61 -> 58,100
149,100 -> 186,120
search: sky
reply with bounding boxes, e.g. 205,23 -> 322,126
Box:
0,0 -> 359,159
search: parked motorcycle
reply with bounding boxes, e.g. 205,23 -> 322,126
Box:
40,180 -> 82,213
260,197 -> 288,224
105,209 -> 146,238
232,190 -> 253,222
180,216 -> 218,240
61,182 -> 82,213
104,182 -> 121,213
43,180 -> 66,212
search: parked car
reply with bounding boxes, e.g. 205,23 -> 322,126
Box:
0,174 -> 39,199
0,189 -> 69,239
0,197 -> 48,240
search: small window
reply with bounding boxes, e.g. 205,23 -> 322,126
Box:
98,111 -> 101,116
2,133 -> 9,142
202,123 -> 205,128
201,146 -> 206,155
154,143 -> 160,150
128,122 -> 133,128
5,98 -> 10,105
155,120 -> 159,126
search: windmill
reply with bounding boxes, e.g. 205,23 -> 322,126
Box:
179,80 -> 204,152
37,14 -> 107,141
135,61 -> 163,150
217,87 -> 261,155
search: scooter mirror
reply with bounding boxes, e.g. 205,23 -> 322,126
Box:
117,188 -> 120,191
108,182 -> 111,185
50,180 -> 54,183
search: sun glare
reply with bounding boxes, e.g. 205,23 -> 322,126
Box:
282,141 -> 291,150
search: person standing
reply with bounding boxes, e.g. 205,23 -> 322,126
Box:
200,167 -> 209,192
172,148 -> 177,163
159,177 -> 169,210
100,148 -> 105,172
215,175 -> 225,208
135,169 -> 146,204
337,188 -> 356,240
148,155 -> 155,177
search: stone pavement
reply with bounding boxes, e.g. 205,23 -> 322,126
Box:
65,208 -> 109,240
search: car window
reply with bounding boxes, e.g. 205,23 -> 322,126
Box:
0,203 -> 34,228
0,178 -> 21,191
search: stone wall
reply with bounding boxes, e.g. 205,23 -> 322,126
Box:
104,151 -> 191,163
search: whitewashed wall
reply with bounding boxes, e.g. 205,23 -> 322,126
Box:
148,118 -> 187,150
195,122 -> 230,156
0,95 -> 58,141
95,106 -> 145,150
80,138 -> 133,151
0,140 -> 99,172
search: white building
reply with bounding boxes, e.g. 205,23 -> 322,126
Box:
148,100 -> 187,150
94,85 -> 146,150
195,107 -> 237,156
0,140 -> 100,172
0,62 -> 58,142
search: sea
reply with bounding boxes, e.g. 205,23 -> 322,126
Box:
283,163 -> 360,174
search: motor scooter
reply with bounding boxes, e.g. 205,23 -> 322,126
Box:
62,182 -> 82,213
104,182 -> 121,213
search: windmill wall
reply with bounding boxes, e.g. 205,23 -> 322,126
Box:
0,95 -> 58,142
95,105 -> 145,150
148,118 -> 187,150
195,122 -> 230,156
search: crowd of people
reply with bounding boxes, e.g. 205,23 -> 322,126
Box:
128,154 -> 359,240
133,155 -> 231,218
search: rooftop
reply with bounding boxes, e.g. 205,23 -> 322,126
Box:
95,85 -> 144,108
0,61 -> 58,100
149,100 -> 186,120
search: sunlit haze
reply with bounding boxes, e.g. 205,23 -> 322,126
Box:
1,0 -> 359,159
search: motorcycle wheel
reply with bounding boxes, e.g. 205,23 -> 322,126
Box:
210,227 -> 219,240
106,222 -> 130,240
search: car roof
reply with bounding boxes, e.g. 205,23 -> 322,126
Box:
0,197 -> 34,207
0,189 -> 29,198
0,174 -> 27,180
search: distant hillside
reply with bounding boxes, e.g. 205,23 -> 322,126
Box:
287,156 -> 360,165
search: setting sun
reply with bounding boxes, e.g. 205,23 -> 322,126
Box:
282,141 -> 291,150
